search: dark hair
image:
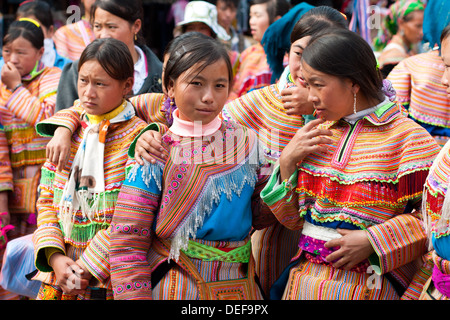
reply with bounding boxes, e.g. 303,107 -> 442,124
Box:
17,1 -> 54,30
302,29 -> 384,103
163,36 -> 232,92
441,24 -> 450,45
215,0 -> 240,9
164,32 -> 212,58
250,0 -> 291,24
290,6 -> 348,44
3,19 -> 44,49
91,0 -> 145,45
78,38 -> 134,81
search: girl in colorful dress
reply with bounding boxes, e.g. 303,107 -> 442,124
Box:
32,38 -> 147,300
131,6 -> 351,297
260,28 -> 440,300
0,18 -> 61,241
420,24 -> 450,300
109,35 -> 275,300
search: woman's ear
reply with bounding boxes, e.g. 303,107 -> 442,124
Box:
123,77 -> 134,96
132,19 -> 142,36
167,79 -> 175,99
37,46 -> 45,61
352,82 -> 361,95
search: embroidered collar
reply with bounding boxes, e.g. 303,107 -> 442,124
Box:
169,109 -> 222,137
21,60 -> 45,81
326,96 -> 400,128
86,99 -> 127,125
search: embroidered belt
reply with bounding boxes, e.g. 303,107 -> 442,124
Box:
182,240 -> 251,263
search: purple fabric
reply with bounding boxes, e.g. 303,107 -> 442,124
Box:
161,97 -> 177,126
432,264 -> 450,298
382,79 -> 396,102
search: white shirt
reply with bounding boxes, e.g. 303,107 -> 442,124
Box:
133,45 -> 148,94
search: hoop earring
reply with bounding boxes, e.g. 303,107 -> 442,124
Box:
353,93 -> 357,114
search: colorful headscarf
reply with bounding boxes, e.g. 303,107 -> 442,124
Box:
373,0 -> 425,51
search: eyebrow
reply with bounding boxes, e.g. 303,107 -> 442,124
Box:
293,44 -> 305,51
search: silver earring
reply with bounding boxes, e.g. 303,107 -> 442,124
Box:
353,93 -> 357,114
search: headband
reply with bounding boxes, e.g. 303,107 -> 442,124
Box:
18,17 -> 41,28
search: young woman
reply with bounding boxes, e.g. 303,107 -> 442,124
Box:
0,19 -> 61,240
261,29 -> 440,300
55,0 -> 163,112
420,24 -> 450,300
32,38 -> 147,300
109,35 -> 275,300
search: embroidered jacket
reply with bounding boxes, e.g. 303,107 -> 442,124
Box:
388,50 -> 450,146
33,104 -> 147,294
53,19 -> 95,61
0,62 -> 61,169
109,118 -> 274,299
422,138 -> 450,299
261,101 -> 440,297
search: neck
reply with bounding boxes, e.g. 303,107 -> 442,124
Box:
130,45 -> 139,64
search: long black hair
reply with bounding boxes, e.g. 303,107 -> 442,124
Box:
302,29 -> 384,103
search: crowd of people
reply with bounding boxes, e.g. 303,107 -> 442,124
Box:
0,0 -> 448,302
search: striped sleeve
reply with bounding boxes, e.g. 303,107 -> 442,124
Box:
34,160 -> 66,272
0,124 -> 12,191
387,60 -> 412,109
36,104 -> 83,137
110,161 -> 163,300
5,68 -> 60,126
80,227 -> 111,284
366,213 -> 428,274
129,93 -> 166,124
260,165 -> 301,230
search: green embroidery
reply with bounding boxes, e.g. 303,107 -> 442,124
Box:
182,240 -> 251,263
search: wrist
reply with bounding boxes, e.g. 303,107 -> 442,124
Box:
8,82 -> 22,92
279,155 -> 297,181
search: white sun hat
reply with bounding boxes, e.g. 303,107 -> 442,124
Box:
177,1 -> 231,41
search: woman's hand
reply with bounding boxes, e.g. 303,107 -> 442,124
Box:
324,229 -> 375,270
46,126 -> 72,171
279,118 -> 333,181
280,85 -> 313,116
135,130 -> 165,165
1,62 -> 22,91
49,253 -> 90,295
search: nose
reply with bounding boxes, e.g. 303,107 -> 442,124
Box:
96,29 -> 111,39
307,88 -> 318,104
9,53 -> 20,64
83,83 -> 96,98
441,70 -> 449,87
202,86 -> 214,104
